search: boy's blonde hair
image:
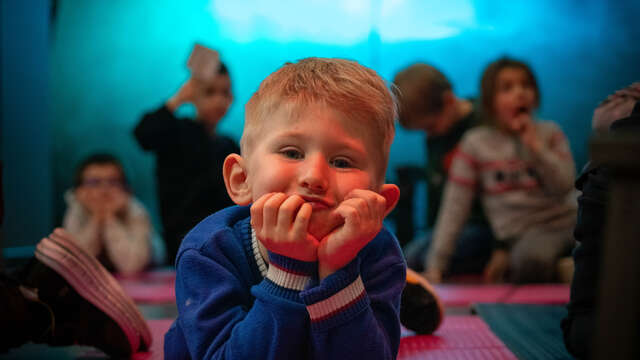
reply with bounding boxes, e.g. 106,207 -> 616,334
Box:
242,57 -> 397,182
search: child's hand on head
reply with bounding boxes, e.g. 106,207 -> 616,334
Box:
317,188 -> 388,280
251,192 -> 319,262
592,83 -> 640,132
167,78 -> 200,111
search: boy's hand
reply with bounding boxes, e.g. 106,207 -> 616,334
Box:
76,189 -> 106,219
251,192 -> 319,262
166,78 -> 200,111
317,189 -> 387,280
103,188 -> 129,218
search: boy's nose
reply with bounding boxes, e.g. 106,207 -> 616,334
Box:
299,154 -> 329,193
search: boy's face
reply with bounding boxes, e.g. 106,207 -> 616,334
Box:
195,73 -> 232,128
242,102 -> 382,239
76,164 -> 128,208
493,67 -> 537,132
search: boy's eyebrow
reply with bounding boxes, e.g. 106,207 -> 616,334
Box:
274,130 -> 368,156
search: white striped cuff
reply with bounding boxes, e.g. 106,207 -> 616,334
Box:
266,263 -> 311,291
306,276 -> 365,322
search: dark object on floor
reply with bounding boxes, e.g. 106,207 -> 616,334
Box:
0,229 -> 152,357
400,268 -> 444,334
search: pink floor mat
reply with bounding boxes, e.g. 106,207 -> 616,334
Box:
504,284 -> 570,304
398,316 -> 517,360
116,269 -> 176,304
132,319 -> 174,360
433,284 -> 514,307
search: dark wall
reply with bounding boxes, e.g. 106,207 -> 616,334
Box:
1,0 -> 53,249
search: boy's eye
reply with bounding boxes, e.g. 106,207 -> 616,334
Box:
331,158 -> 353,169
499,82 -> 512,92
280,148 -> 303,160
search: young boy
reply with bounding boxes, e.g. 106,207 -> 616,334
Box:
64,153 -> 152,274
134,55 -> 239,264
393,63 -> 494,281
164,58 -> 407,359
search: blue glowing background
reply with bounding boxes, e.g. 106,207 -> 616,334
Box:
2,0 -> 639,248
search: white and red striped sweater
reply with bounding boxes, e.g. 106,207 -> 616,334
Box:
427,121 -> 577,271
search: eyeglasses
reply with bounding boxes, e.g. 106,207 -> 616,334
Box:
81,177 -> 124,188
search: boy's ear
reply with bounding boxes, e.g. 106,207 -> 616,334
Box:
223,154 -> 252,206
380,184 -> 400,217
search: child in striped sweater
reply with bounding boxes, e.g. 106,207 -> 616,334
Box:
425,57 -> 577,284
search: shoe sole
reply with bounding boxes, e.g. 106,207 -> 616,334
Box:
406,268 -> 444,331
34,236 -> 152,352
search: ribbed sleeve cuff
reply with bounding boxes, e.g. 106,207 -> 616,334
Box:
265,251 -> 316,291
300,259 -> 369,330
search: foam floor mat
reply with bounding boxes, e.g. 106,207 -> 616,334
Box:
116,270 -> 176,304
473,303 -> 574,360
504,284 -> 570,304
398,316 -> 517,359
433,284 -> 514,307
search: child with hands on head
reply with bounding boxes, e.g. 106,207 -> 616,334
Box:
134,50 -> 239,265
164,57 -> 406,359
63,153 -> 152,275
424,57 -> 577,284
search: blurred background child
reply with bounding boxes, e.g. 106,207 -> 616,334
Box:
393,63 -> 494,279
562,82 -> 640,358
134,46 -> 240,265
425,57 -> 577,284
64,153 -> 152,275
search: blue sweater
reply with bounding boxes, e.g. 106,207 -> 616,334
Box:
164,205 -> 406,359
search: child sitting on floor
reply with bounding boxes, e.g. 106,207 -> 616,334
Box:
425,57 -> 577,284
63,153 -> 153,275
164,57 -> 437,359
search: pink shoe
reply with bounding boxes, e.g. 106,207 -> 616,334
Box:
19,229 -> 152,357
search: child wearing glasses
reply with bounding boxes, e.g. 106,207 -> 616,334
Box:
63,153 -> 153,274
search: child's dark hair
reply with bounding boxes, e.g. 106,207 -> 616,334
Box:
393,63 -> 452,128
73,153 -> 129,191
219,61 -> 229,77
480,57 -> 540,119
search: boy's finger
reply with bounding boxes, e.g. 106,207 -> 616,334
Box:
262,193 -> 288,230
345,189 -> 386,218
250,192 -> 275,230
291,202 -> 313,241
277,195 -> 305,231
334,201 -> 362,230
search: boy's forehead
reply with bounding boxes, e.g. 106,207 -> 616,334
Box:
272,102 -> 383,147
83,163 -> 121,176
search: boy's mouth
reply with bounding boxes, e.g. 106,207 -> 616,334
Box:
300,195 -> 333,210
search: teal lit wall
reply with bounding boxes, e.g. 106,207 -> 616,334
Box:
3,0 -> 640,248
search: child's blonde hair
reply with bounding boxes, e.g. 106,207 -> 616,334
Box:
243,57 -> 397,182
